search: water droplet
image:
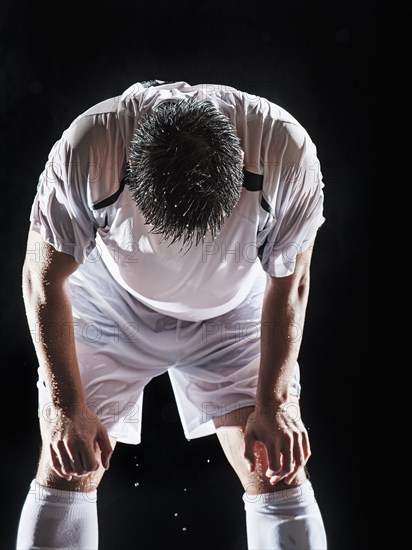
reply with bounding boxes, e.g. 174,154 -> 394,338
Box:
207,459 -> 210,463
182,527 -> 187,531
135,464 -> 139,467
183,488 -> 187,492
174,513 -> 178,517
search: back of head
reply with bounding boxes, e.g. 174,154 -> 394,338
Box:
128,98 -> 243,247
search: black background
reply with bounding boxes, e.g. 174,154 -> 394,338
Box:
2,1 -> 370,548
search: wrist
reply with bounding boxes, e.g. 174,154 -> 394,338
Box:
41,399 -> 90,425
44,375 -> 86,410
256,387 -> 290,407
48,394 -> 87,415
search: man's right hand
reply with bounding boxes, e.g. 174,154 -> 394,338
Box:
41,403 -> 113,480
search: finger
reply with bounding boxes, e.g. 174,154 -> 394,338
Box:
65,442 -> 87,476
269,447 -> 293,482
283,432 -> 303,485
264,440 -> 282,476
293,431 -> 305,468
96,429 -> 113,470
56,440 -> 76,476
50,445 -> 72,480
269,474 -> 283,485
62,435 -> 98,475
283,465 -> 304,486
280,436 -> 294,476
302,428 -> 311,463
66,448 -> 93,477
77,443 -> 100,474
243,433 -> 257,473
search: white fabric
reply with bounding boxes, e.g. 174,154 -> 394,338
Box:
29,80 -> 325,322
16,480 -> 98,550
37,265 -> 300,444
243,480 -> 327,550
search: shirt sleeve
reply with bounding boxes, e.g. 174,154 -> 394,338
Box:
259,122 -> 325,277
29,120 -> 100,264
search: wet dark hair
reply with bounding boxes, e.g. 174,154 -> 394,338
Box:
127,98 -> 243,247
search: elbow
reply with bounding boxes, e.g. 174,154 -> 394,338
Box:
22,260 -> 35,302
22,259 -> 45,304
297,271 -> 310,302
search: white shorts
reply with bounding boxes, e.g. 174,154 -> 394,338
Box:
37,260 -> 301,444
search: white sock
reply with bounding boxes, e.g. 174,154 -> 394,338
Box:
243,480 -> 327,550
16,479 -> 98,550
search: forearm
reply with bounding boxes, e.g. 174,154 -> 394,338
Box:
23,265 -> 85,412
256,274 -> 309,406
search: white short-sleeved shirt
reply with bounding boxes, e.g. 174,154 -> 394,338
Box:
30,81 -> 325,322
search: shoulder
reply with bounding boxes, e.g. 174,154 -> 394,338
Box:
62,96 -> 122,157
42,93 -> 128,208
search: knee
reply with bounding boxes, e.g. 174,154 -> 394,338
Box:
36,447 -> 104,493
243,468 -> 307,496
36,469 -> 102,493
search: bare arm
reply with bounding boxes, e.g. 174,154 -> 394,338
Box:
23,231 -> 84,408
244,241 -> 314,484
23,230 -> 113,479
